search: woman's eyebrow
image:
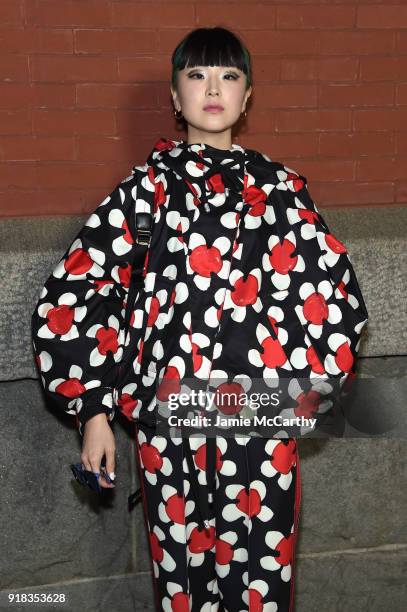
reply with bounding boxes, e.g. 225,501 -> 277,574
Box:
186,66 -> 241,72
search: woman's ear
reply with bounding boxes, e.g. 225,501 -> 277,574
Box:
170,87 -> 180,111
242,86 -> 252,111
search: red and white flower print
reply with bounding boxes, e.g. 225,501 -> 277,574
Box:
162,582 -> 190,612
295,280 -> 343,339
242,576 -> 278,611
224,480 -> 274,528
186,232 -> 234,291
260,440 -> 297,491
262,231 -> 305,292
215,531 -> 248,578
158,484 -> 188,545
261,524 -> 296,583
186,521 -> 216,567
248,321 -> 293,380
137,428 -> 173,486
223,268 -> 263,322
149,524 -> 177,579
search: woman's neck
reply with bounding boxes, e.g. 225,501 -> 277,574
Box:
186,128 -> 233,151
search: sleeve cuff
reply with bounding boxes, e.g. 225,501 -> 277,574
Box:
77,404 -> 110,426
74,386 -> 115,436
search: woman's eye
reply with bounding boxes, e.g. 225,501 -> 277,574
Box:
188,72 -> 238,80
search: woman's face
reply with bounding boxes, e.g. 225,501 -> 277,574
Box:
171,64 -> 252,141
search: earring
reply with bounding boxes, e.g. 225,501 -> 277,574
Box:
174,109 -> 183,120
242,110 -> 247,118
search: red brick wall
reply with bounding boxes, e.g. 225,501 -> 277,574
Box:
1,1 -> 406,216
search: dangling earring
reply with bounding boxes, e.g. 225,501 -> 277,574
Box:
242,110 -> 247,118
174,109 -> 183,120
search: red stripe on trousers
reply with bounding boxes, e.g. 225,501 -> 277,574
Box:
289,443 -> 302,612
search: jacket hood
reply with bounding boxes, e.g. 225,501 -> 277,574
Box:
144,137 -> 306,213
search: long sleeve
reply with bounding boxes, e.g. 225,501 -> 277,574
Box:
31,170 -> 141,436
288,172 -> 369,384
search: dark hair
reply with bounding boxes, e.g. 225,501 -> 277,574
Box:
171,27 -> 252,91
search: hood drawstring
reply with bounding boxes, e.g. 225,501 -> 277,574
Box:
184,436 -> 217,532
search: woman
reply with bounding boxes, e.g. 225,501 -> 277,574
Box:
31,27 -> 368,611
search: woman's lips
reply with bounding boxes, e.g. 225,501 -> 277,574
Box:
203,106 -> 224,113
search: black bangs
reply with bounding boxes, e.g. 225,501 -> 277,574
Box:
171,27 -> 252,90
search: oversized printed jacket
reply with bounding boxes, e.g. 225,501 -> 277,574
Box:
31,137 -> 369,440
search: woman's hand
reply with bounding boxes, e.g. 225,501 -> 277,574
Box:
81,413 -> 116,489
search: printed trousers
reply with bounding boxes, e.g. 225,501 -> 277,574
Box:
134,422 -> 301,611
